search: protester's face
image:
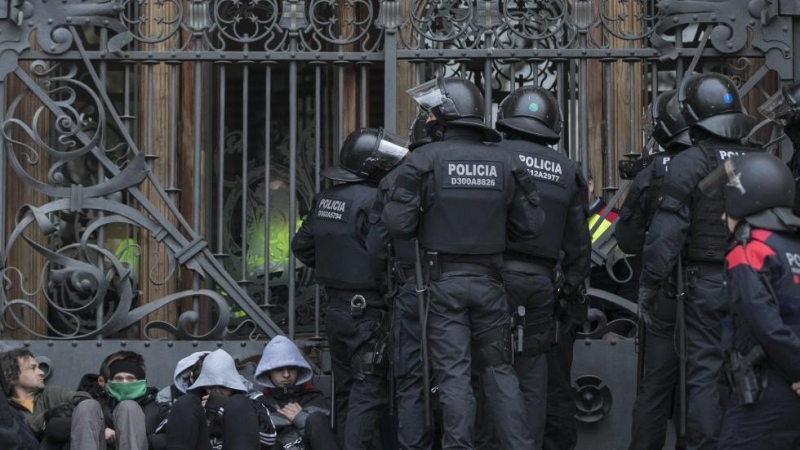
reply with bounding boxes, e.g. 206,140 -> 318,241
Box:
269,367 -> 299,388
587,178 -> 595,201
16,356 -> 45,392
112,372 -> 139,383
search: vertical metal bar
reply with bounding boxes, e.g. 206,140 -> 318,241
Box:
484,59 -> 492,126
263,65 -> 272,308
192,42 -> 204,326
360,65 -> 368,128
288,43 -> 300,339
96,28 -> 109,332
0,81 -> 5,308
384,29 -> 397,133
169,64 -> 179,206
314,64 -> 322,338
556,62 -> 566,154
240,51 -> 251,286
216,65 -> 227,254
338,65 -> 345,151
603,60 -> 613,176
508,60 -> 516,92
579,53 -> 589,180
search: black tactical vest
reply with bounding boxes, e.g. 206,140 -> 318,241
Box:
313,183 -> 382,289
644,152 -> 677,224
687,144 -> 761,262
419,141 -> 511,254
501,139 -> 576,261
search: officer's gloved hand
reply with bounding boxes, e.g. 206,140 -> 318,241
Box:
785,122 -> 800,149
638,283 -> 660,327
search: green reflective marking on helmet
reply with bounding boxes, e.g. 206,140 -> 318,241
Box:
528,103 -> 540,113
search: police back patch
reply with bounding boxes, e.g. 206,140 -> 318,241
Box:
654,154 -> 671,178
442,160 -> 504,190
316,196 -> 350,222
715,149 -> 745,163
516,153 -> 565,187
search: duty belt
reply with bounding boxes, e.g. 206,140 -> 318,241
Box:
503,260 -> 553,277
438,262 -> 500,280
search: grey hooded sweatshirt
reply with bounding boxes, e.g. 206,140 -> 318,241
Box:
254,336 -> 329,432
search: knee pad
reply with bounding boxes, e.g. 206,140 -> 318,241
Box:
473,326 -> 511,371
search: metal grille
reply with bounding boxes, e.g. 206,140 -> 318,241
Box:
0,0 -> 795,341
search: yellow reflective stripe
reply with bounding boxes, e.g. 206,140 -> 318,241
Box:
588,214 -> 612,243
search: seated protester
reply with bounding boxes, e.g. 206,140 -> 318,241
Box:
96,351 -> 169,450
0,348 -> 99,450
254,336 -> 339,450
166,349 -> 274,450
156,352 -> 211,406
0,355 -> 39,450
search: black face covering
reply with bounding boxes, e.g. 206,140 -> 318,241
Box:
425,120 -> 443,141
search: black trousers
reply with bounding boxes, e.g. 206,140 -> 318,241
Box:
503,270 -> 554,449
543,321 -> 578,450
302,412 -> 340,450
629,287 -> 680,450
426,272 -> 533,449
683,268 -> 727,450
165,393 -> 259,450
325,290 -> 389,450
393,277 -> 434,450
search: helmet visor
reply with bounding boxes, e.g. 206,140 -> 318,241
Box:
698,158 -> 745,198
369,129 -> 408,172
759,89 -> 795,126
407,79 -> 447,111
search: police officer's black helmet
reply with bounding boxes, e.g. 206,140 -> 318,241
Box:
759,80 -> 800,126
699,153 -> 800,230
649,90 -> 691,150
678,73 -> 758,140
321,127 -> 408,183
496,86 -> 562,144
406,77 -> 502,142
409,112 -> 432,151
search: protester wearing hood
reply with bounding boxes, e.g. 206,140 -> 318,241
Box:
254,336 -> 338,450
156,351 -> 211,406
92,351 -> 169,450
165,349 -> 274,450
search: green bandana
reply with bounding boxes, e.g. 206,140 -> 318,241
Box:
107,380 -> 147,401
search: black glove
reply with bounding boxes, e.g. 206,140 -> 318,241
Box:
638,283 -> 660,327
785,123 -> 800,148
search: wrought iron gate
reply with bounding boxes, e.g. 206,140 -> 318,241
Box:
0,0 -> 797,344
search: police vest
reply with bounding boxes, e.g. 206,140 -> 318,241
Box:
644,152 -> 677,224
688,144 -> 761,262
312,183 -> 382,289
419,141 -> 510,254
501,139 -> 576,261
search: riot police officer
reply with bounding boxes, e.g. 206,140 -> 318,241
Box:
616,89 -> 691,450
759,80 -> 800,215
291,128 -> 407,450
697,153 -> 800,449
638,73 -> 761,450
382,77 -> 544,449
493,86 -> 591,450
370,112 -> 440,450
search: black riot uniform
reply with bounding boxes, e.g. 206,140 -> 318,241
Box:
698,153 -> 800,449
382,77 -> 544,449
291,128 -> 407,450
369,112 -> 440,450
617,90 -> 691,450
638,73 -> 761,450
490,86 -> 590,450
